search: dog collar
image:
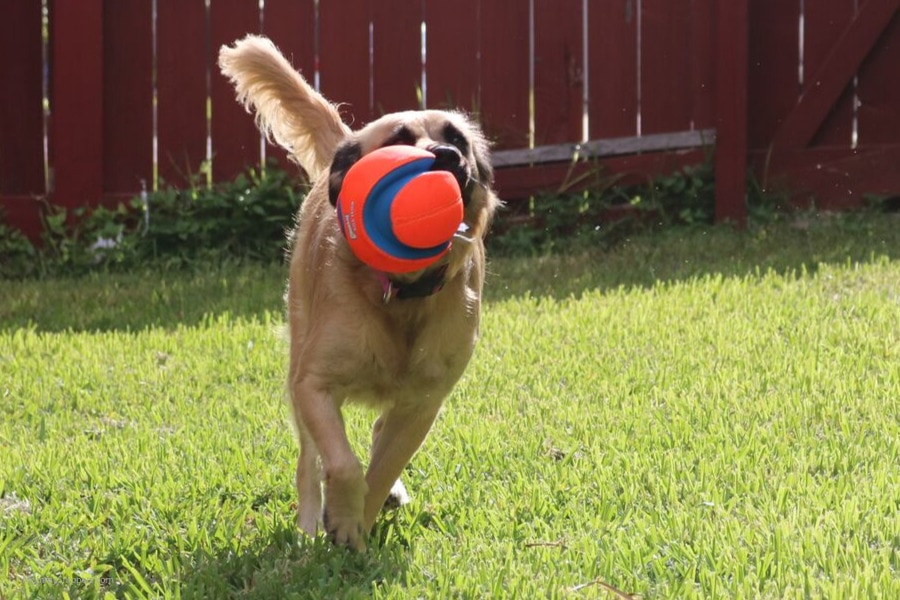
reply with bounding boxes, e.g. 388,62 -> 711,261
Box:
375,264 -> 448,304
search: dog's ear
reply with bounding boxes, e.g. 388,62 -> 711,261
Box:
218,35 -> 351,181
328,141 -> 362,207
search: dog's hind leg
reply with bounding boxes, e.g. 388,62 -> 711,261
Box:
363,403 -> 442,531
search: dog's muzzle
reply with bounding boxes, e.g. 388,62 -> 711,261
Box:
427,143 -> 473,205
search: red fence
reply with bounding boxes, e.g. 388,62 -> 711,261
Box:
749,0 -> 900,210
1,1 -> 899,240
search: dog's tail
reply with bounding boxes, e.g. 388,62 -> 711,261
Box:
218,35 -> 349,180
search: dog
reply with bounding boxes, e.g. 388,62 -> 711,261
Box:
219,35 -> 499,550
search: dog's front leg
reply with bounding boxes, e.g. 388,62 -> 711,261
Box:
294,422 -> 322,536
363,402 -> 442,531
292,375 -> 368,550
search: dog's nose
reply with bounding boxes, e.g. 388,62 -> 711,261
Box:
428,144 -> 463,171
428,144 -> 468,194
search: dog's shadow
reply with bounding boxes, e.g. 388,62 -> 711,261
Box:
180,515 -> 412,598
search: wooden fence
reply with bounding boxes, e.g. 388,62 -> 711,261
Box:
1,1 -> 898,240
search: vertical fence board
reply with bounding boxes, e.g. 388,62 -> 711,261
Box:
533,0 -> 583,145
50,0 -> 104,211
210,0 -> 262,181
588,0 -> 638,139
690,0 -> 716,129
857,11 -> 900,145
262,0 -> 316,171
263,0 -> 315,74
805,0 -> 856,147
319,0 -> 372,125
479,0 -> 530,150
641,0 -> 692,134
0,0 -> 44,197
157,0 -> 208,187
748,0 -> 800,149
715,0 -> 748,225
423,0 -> 480,113
372,0 -> 422,116
103,0 -> 153,200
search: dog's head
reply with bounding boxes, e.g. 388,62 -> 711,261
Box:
219,36 -> 499,275
327,111 -> 498,258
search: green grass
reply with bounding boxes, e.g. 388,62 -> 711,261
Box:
3,214 -> 900,598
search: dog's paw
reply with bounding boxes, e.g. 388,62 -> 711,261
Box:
322,469 -> 367,551
382,479 -> 410,511
297,505 -> 321,536
323,508 -> 367,551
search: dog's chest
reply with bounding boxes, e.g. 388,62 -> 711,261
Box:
343,308 -> 476,406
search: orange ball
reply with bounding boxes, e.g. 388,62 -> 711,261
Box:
336,145 -> 464,273
390,170 -> 464,249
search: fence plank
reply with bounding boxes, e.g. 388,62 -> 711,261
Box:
492,130 -> 714,167
715,0 -> 748,226
0,0 -> 44,197
210,0 -> 262,182
690,0 -> 716,129
262,0 -> 316,171
857,10 -> 900,145
263,0 -> 315,75
494,149 -> 708,200
423,0 -> 480,113
640,0 -> 692,134
319,0 -> 372,125
479,0 -> 530,150
533,0 -> 583,145
747,0 -> 800,149
157,0 -> 208,187
588,0 -> 638,139
103,0 -> 153,200
804,0 -> 855,147
372,0 -> 423,116
50,0 -> 104,212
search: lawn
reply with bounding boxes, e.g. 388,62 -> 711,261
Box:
2,214 -> 900,598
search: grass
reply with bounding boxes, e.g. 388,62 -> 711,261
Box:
2,213 -> 900,598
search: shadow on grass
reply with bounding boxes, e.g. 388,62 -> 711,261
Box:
3,214 -> 900,332
485,214 -> 900,302
180,519 -> 410,599
0,263 -> 287,333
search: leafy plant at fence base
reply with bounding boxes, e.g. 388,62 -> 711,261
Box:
0,210 -> 38,279
0,161 -> 308,279
0,157 -> 837,278
488,162 -> 718,257
140,163 -> 308,264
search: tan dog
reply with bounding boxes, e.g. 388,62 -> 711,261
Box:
219,36 -> 499,550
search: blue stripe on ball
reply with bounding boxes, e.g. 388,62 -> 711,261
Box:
363,156 -> 451,262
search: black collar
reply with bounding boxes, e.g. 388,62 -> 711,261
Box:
376,264 -> 448,303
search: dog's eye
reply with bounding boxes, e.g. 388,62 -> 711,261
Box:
328,142 -> 362,206
382,126 -> 417,147
441,123 -> 470,156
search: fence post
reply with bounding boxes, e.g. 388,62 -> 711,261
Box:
714,0 -> 748,226
50,0 -> 104,215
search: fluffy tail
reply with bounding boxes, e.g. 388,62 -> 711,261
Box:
218,35 -> 349,180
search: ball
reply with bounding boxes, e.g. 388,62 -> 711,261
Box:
336,145 -> 464,273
